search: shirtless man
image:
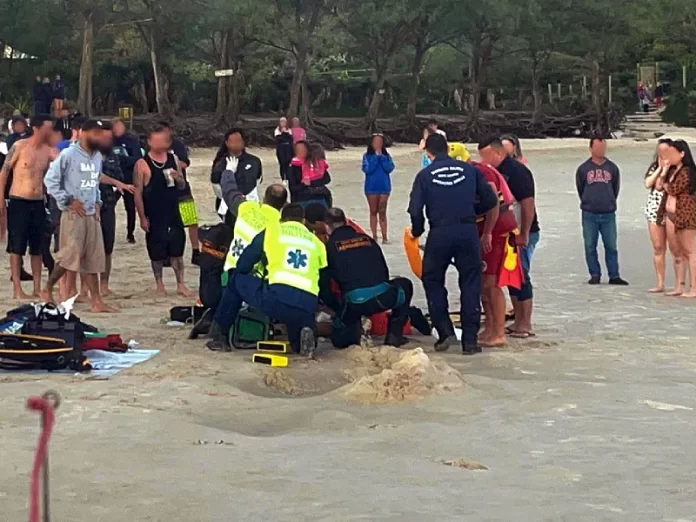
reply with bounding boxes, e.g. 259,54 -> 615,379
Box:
134,124 -> 196,298
0,115 -> 55,299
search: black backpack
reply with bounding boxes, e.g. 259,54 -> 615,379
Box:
0,333 -> 91,371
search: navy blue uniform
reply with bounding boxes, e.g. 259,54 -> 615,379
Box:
408,154 -> 497,348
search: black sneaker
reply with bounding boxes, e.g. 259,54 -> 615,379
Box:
127,234 -> 136,244
300,327 -> 316,359
206,322 -> 231,352
462,344 -> 483,356
434,335 -> 457,353
588,276 -> 601,285
609,277 -> 629,286
191,249 -> 201,266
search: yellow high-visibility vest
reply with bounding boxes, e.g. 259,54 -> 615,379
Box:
224,202 -> 280,275
264,221 -> 327,295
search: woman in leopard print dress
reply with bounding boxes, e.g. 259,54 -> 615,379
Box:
657,140 -> 696,297
643,139 -> 671,293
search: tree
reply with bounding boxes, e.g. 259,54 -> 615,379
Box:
514,0 -> 576,124
404,0 -> 459,121
336,0 -> 419,130
449,0 -> 513,127
195,0 -> 262,126
261,0 -> 327,120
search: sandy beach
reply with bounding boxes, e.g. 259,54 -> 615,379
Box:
2,137 -> 696,521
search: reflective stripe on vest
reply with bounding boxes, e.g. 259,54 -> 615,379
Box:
264,221 -> 326,295
224,202 -> 280,274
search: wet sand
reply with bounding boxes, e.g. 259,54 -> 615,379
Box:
2,138 -> 696,521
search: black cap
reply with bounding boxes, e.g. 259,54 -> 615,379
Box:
81,119 -> 112,132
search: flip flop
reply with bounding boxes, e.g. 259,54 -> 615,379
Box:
509,331 -> 535,339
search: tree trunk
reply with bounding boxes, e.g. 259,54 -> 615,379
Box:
407,42 -> 427,122
468,35 -> 494,127
300,70 -> 311,122
77,12 -> 95,116
591,59 -> 602,130
531,68 -> 543,124
146,28 -> 172,119
287,44 -> 308,120
215,30 -> 230,126
226,64 -> 241,123
138,81 -> 149,114
364,67 -> 388,131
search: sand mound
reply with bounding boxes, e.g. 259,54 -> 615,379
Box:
341,346 -> 464,404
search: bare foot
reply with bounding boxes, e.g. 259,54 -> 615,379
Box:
76,293 -> 89,303
177,284 -> 197,299
91,302 -> 120,313
666,288 -> 684,297
681,291 -> 696,299
40,290 -> 54,304
154,287 -> 167,297
649,287 -> 665,293
382,238 -> 390,245
100,286 -> 111,298
480,337 -> 506,348
13,290 -> 32,300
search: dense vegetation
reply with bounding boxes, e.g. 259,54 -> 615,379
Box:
0,0 -> 693,133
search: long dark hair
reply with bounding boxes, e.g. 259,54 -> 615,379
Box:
670,139 -> 696,193
212,128 -> 245,167
366,133 -> 390,156
645,138 -> 672,178
500,133 -> 523,159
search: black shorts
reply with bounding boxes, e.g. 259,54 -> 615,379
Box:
145,221 -> 186,262
100,206 -> 117,256
6,197 -> 46,256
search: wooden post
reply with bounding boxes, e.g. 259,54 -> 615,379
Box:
582,76 -> 587,98
570,84 -> 573,96
684,65 -> 688,88
557,83 -> 561,98
548,83 -> 553,102
608,75 -> 613,104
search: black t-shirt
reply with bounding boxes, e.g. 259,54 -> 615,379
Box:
324,225 -> 389,292
497,156 -> 540,233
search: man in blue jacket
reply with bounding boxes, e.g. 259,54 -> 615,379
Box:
113,119 -> 142,243
408,134 -> 499,355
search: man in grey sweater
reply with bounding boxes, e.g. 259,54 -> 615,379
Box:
43,119 -> 117,312
575,137 -> 629,286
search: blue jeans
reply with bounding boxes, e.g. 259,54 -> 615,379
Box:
508,231 -> 539,302
214,273 -> 316,353
582,211 -> 619,279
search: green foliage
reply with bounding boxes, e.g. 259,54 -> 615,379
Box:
0,0 -> 687,122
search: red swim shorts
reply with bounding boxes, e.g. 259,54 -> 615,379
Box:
482,234 -> 507,276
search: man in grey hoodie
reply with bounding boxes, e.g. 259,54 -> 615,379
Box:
43,119 -> 117,313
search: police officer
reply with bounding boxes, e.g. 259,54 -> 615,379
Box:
209,203 -> 327,355
319,208 -> 414,349
408,134 -> 499,355
207,183 -> 287,351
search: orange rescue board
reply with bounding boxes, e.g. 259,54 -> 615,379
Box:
403,228 -> 423,279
